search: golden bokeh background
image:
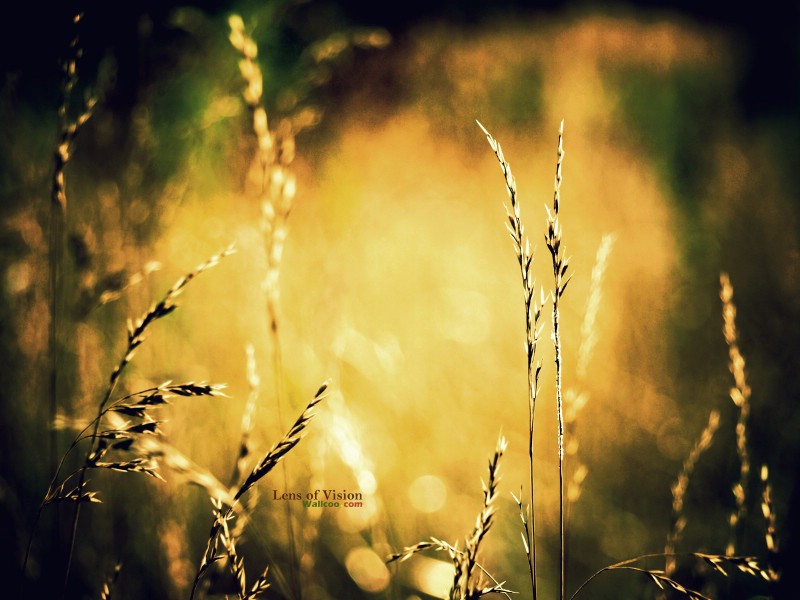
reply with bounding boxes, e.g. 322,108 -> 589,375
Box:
2,2 -> 798,599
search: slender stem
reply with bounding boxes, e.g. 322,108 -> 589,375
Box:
546,120 -> 567,600
268,303 -> 300,600
49,18 -> 74,591
23,396 -> 110,577
526,295 -> 541,600
527,366 -> 537,600
22,438 -> 76,575
477,120 -> 540,600
569,553 -> 664,600
229,16 -> 300,596
554,299 -> 565,600
61,383 -> 116,597
48,179 -> 63,564
434,539 -> 515,600
46,14 -> 95,596
525,287 -> 541,600
52,75 -> 71,600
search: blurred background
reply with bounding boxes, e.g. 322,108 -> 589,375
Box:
2,0 -> 798,599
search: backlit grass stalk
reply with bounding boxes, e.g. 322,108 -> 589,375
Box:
576,233 -> 615,381
48,246 -> 233,593
452,436 -> 507,600
664,409 -> 721,576
229,15 -> 300,596
231,343 -> 260,488
44,381 -> 226,507
212,497 -> 271,600
99,562 -> 122,600
48,13 -> 95,575
565,234 -> 614,517
190,382 -> 329,600
719,273 -> 751,556
229,14 -> 295,384
388,538 -> 513,600
760,465 -> 780,584
388,436 -> 511,600
545,120 -> 571,600
478,120 -> 542,600
571,552 -> 769,600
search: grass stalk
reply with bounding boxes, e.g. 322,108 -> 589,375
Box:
229,16 -> 301,596
190,382 -> 329,600
759,465 -> 780,585
231,344 -> 260,488
545,120 -> 570,600
44,13 -> 96,596
99,563 -> 122,600
53,247 -> 233,595
664,409 -> 721,576
719,273 -> 751,557
571,552 -> 769,600
564,233 -> 614,563
387,435 -> 511,600
478,120 -> 542,600
575,233 -> 615,381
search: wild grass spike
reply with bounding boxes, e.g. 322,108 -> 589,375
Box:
212,497 -> 271,600
231,344 -> 260,488
545,120 -> 570,600
451,436 -> 507,600
571,552 -> 770,600
48,14 -> 97,569
576,234 -> 615,380
388,436 -> 511,600
24,246 -> 234,591
478,119 -> 543,600
760,465 -> 780,583
565,234 -> 614,514
665,409 -> 721,576
190,382 -> 329,600
229,16 -> 300,592
719,273 -> 751,556
229,14 -> 295,341
98,562 -> 122,600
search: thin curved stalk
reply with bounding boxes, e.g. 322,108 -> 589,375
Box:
478,120 -> 542,600
545,121 -> 570,600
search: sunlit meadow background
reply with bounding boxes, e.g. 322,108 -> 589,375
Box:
2,1 -> 798,599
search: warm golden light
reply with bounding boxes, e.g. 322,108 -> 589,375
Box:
7,5 -> 792,600
344,546 -> 391,593
407,475 -> 447,513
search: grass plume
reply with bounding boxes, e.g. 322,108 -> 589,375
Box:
24,246 -> 234,592
47,14 -> 96,581
98,562 -> 122,600
231,344 -> 260,489
478,119 -> 543,600
572,552 -> 770,600
228,13 -> 295,346
190,381 -> 329,600
664,409 -> 721,576
759,465 -> 780,584
388,435 -> 511,600
576,234 -> 615,380
565,234 -> 614,514
719,273 -> 751,557
545,120 -> 571,600
228,15 -> 301,593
